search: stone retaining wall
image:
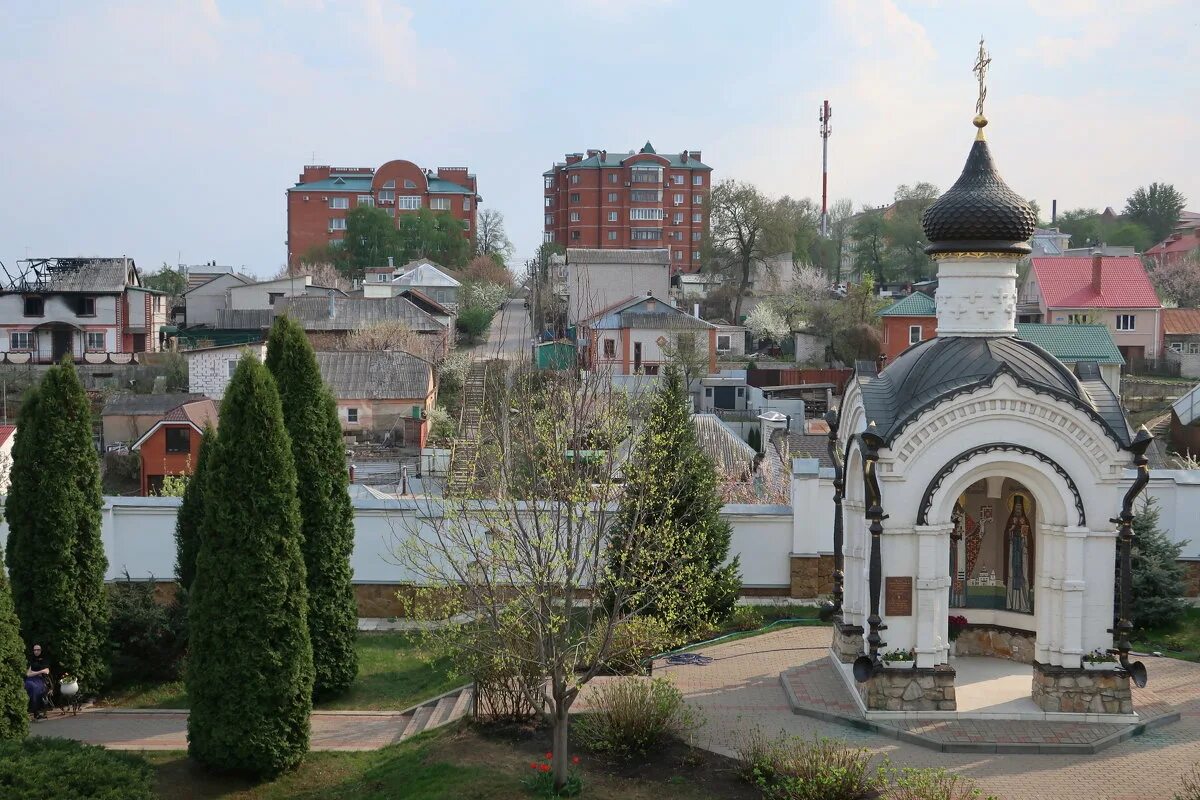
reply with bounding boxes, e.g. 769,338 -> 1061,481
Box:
1032,662 -> 1132,714
953,624 -> 1036,663
832,622 -> 863,663
789,554 -> 835,598
860,665 -> 957,711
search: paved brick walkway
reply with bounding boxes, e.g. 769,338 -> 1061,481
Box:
651,625 -> 1200,800
34,710 -> 413,751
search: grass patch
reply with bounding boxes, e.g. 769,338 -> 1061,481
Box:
99,632 -> 459,712
143,722 -> 753,799
1133,607 -> 1200,662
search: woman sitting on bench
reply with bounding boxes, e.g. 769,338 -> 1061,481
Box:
25,643 -> 51,720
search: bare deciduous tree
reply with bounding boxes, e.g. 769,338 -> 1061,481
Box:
474,208 -> 514,263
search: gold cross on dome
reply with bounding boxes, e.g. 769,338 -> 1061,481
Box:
973,37 -> 991,117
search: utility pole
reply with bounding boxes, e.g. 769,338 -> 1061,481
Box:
819,100 -> 832,238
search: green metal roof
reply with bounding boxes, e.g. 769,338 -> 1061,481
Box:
1014,323 -> 1125,365
288,177 -> 373,192
880,292 -> 936,316
563,147 -> 711,171
425,177 -> 474,195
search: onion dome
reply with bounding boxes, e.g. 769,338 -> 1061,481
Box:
921,118 -> 1036,256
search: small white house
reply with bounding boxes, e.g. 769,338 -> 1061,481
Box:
185,341 -> 267,401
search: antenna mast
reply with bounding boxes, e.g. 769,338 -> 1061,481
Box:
819,100 -> 832,237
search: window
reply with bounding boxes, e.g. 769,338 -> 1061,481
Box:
329,197 -> 349,209
671,231 -> 683,241
736,387 -> 744,397
692,231 -> 701,242
329,218 -> 347,231
673,212 -> 684,224
384,207 -> 395,217
693,213 -> 702,223
607,231 -> 618,241
430,197 -> 450,211
23,296 -> 43,317
544,176 -> 554,189
571,174 -> 579,184
347,408 -> 358,424
705,387 -> 713,397
378,190 -> 395,202
1116,314 -> 1136,331
609,173 -> 619,184
909,325 -> 922,345
78,296 -> 96,316
398,196 -> 422,210
692,251 -> 700,261
86,332 -> 105,350
545,214 -> 553,226
357,194 -> 374,206
227,359 -> 238,377
629,208 -> 664,221
545,197 -> 553,208
674,250 -> 683,261
673,193 -> 684,205
165,427 -> 191,454
631,189 -> 661,202
642,365 -> 659,376
9,332 -> 31,350
544,231 -> 555,242
569,193 -> 580,203
608,192 -> 618,202
693,174 -> 704,186
717,334 -> 731,352
630,166 -> 662,184
571,230 -> 581,240
268,292 -> 284,306
462,219 -> 470,230
693,194 -> 703,204
608,211 -> 618,222
603,339 -> 615,358
463,197 -> 471,211
570,211 -> 580,222
1067,313 -> 1095,325
383,180 -> 396,189
671,174 -> 684,185
631,229 -> 661,241
403,179 -> 417,189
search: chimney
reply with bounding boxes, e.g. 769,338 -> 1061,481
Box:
1091,250 -> 1103,294
693,303 -> 701,318
1051,199 -> 1057,224
387,255 -> 394,268
328,289 -> 336,319
600,149 -> 607,161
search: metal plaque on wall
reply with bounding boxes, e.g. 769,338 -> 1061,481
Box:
885,576 -> 913,616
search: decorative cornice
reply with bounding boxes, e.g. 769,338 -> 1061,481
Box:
932,251 -> 1025,261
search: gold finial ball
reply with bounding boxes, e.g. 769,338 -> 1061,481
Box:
973,114 -> 988,129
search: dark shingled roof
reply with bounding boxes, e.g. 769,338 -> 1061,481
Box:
29,258 -> 134,294
315,350 -> 431,399
921,136 -> 1036,255
773,427 -> 835,469
103,393 -> 207,417
214,309 -> 274,329
566,248 -> 670,265
853,336 -> 1130,447
278,295 -> 445,332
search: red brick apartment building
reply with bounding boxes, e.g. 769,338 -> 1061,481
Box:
286,160 -> 480,267
543,143 -> 712,273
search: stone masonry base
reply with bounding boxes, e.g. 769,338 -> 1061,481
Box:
1032,662 -> 1132,714
954,624 -> 1036,663
832,622 -> 864,664
789,554 -> 835,598
859,665 -> 958,711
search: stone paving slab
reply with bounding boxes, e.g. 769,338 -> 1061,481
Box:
652,625 -> 1200,800
33,710 -> 411,751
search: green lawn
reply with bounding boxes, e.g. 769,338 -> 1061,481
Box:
1133,607 -> 1200,662
142,722 -> 753,800
98,632 -> 459,712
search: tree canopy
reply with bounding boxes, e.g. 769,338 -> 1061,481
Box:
474,208 -> 514,264
1055,208 -> 1154,252
141,265 -> 188,300
1124,183 -> 1187,244
307,206 -> 473,281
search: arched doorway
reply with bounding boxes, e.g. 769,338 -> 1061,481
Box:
949,477 -> 1035,616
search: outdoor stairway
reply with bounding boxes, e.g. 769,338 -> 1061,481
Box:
447,361 -> 489,496
395,685 -> 474,743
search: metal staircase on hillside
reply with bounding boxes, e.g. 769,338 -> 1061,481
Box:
447,361 -> 488,496
393,685 -> 474,742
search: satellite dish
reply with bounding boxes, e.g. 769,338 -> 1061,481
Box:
853,655 -> 874,683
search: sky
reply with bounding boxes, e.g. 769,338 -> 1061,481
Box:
1,0 -> 1197,279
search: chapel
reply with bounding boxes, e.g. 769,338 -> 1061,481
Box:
827,65 -> 1151,716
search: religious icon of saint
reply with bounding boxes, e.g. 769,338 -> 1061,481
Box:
1004,493 -> 1034,612
950,501 -> 967,607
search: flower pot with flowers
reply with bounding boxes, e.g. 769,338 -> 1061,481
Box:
522,752 -> 583,797
881,648 -> 916,669
948,615 -> 969,656
1082,649 -> 1118,672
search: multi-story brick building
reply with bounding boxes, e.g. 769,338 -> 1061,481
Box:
543,143 -> 712,273
286,159 -> 480,267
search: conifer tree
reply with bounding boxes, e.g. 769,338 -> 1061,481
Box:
5,360 -> 108,694
266,317 -> 358,698
607,365 -> 741,636
1132,495 -> 1189,630
174,423 -> 214,594
187,356 -> 313,777
0,546 -> 29,740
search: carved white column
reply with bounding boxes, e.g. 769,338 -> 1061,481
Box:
933,256 -> 1019,337
1060,526 -> 1088,668
916,523 -> 953,666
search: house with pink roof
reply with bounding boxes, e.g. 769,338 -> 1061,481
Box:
1018,252 -> 1163,363
0,425 -> 15,494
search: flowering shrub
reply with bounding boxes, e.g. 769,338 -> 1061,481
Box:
735,728 -> 888,800
881,648 -> 915,664
574,678 -> 700,758
885,767 -> 996,800
948,615 -> 968,641
522,753 -> 582,797
1082,648 -> 1117,664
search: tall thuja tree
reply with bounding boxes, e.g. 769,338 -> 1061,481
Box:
266,316 -> 358,698
0,546 -> 29,740
187,356 -> 313,777
174,423 -> 214,594
1131,495 -> 1189,630
607,365 -> 741,637
5,360 -> 108,693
